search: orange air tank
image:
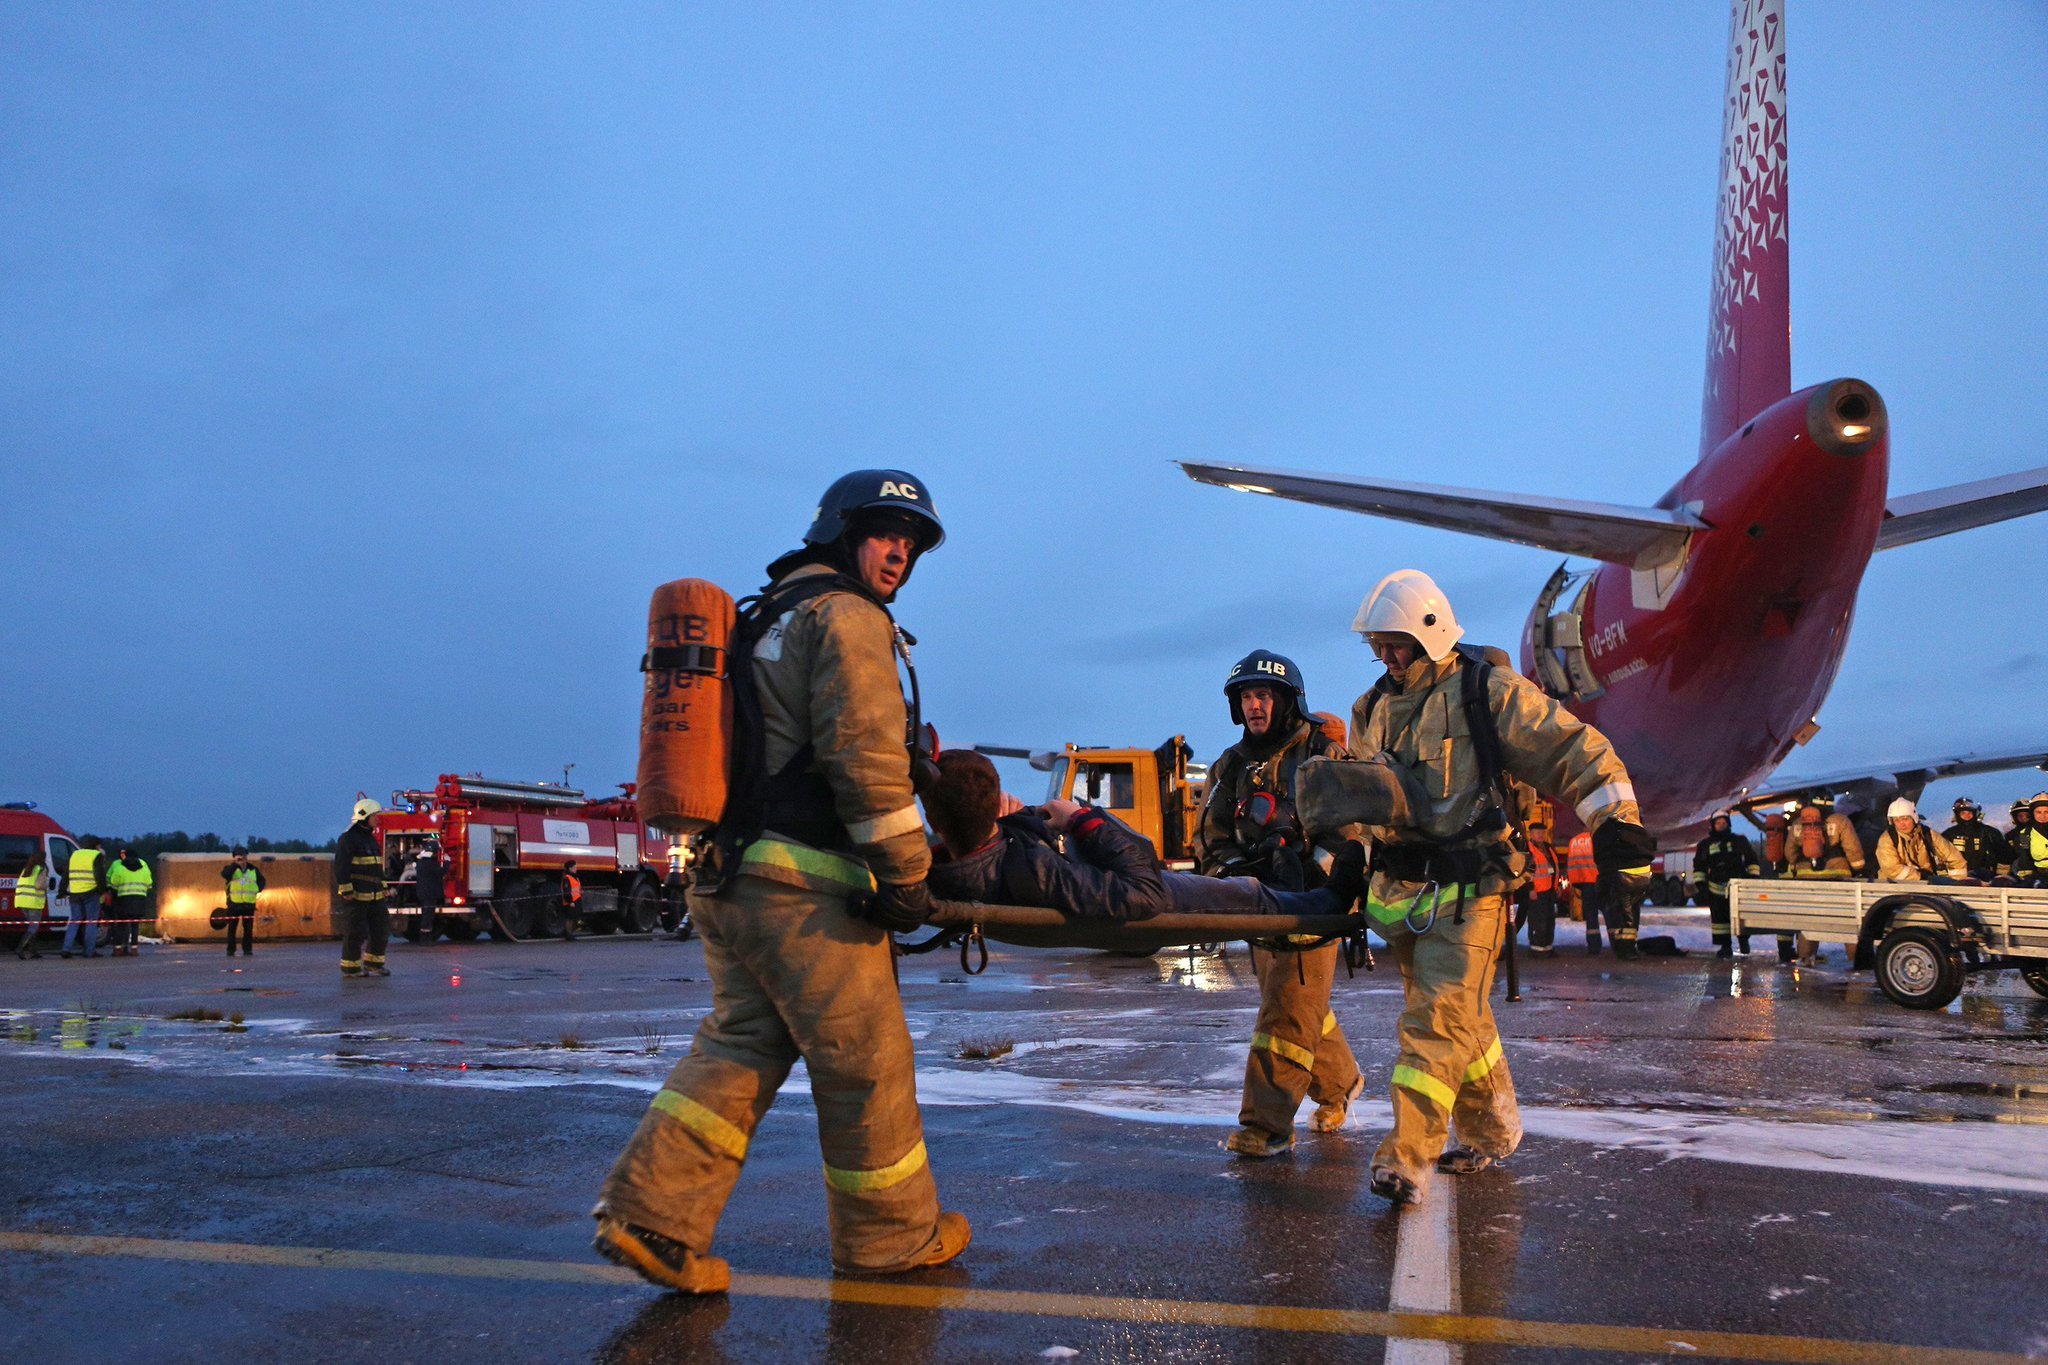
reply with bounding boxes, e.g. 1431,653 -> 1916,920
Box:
637,578 -> 737,834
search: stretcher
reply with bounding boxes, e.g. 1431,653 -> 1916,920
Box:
916,899 -> 1374,973
1729,878 -> 2048,1010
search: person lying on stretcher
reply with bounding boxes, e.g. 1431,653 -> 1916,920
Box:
924,751 -> 1365,920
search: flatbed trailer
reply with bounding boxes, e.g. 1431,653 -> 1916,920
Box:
1729,878 -> 2048,1009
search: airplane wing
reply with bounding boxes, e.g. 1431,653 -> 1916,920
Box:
1876,467 -> 2048,550
1731,747 -> 2048,815
1178,460 -> 1704,569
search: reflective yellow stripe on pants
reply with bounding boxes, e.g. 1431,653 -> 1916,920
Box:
823,1139 -> 928,1194
1464,1036 -> 1503,1083
1391,1063 -> 1457,1110
651,1088 -> 750,1161
1250,1031 -> 1316,1070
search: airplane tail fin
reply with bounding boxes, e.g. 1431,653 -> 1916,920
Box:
1699,0 -> 1791,460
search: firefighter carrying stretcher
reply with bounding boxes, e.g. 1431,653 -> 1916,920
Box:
1195,650 -> 1365,1159
596,469 -> 968,1294
1304,570 -> 1654,1209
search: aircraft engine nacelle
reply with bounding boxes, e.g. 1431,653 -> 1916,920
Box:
1803,379 -> 1887,459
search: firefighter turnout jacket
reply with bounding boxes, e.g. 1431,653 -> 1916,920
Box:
1349,650 -> 1642,910
1690,831 -> 1759,897
335,821 -> 386,902
2015,827 -> 2048,883
736,563 -> 930,894
1942,822 -> 2008,881
1196,716 -> 1346,882
1874,824 -> 1968,882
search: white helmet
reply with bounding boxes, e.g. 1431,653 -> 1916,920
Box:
351,797 -> 384,824
1353,570 -> 1463,663
1886,797 -> 1917,821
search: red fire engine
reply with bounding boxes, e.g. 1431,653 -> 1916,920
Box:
374,775 -> 679,942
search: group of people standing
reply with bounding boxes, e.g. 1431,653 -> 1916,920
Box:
10,836 -> 160,960
588,469 -> 1656,1298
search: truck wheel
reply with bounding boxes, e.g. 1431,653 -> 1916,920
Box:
532,897 -> 563,939
2021,963 -> 2048,999
624,882 -> 662,934
493,887 -> 535,940
443,917 -> 480,942
1875,927 -> 1964,1010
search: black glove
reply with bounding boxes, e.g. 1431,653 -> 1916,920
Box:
1592,819 -> 1656,894
850,879 -> 933,934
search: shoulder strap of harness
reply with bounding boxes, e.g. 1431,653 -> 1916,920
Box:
711,571 -> 886,888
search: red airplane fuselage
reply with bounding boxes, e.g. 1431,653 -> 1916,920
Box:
1520,380 -> 1889,834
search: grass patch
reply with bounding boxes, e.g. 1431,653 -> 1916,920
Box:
166,1007 -> 225,1022
556,1030 -> 585,1050
956,1033 -> 1015,1061
631,1018 -> 673,1055
225,1011 -> 248,1033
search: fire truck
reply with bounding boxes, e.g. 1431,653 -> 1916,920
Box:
373,775 -> 679,942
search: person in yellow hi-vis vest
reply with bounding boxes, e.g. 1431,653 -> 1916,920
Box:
220,846 -> 265,957
1341,571 -> 1654,1209
62,836 -> 109,958
596,470 -> 968,1294
12,857 -> 49,959
105,846 -> 154,955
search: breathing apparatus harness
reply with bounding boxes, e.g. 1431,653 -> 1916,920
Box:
1357,645 -> 1529,997
700,569 -> 936,895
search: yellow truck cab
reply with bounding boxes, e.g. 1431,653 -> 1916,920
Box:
1041,737 -> 1207,870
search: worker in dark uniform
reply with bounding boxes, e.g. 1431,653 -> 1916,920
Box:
596,470 -> 967,1294
336,798 -> 390,977
2010,800 -> 2034,864
412,841 -> 444,942
559,859 -> 583,941
1195,650 -> 1363,1159
1690,811 -> 1760,958
1942,799 -> 2007,883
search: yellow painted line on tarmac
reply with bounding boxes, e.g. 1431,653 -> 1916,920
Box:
0,1228 -> 2025,1365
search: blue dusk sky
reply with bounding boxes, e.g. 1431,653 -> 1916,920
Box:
3,3 -> 2044,840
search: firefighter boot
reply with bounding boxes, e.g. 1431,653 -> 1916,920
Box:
1223,1126 -> 1295,1158
593,1214 -> 732,1295
364,954 -> 390,977
1310,1074 -> 1365,1134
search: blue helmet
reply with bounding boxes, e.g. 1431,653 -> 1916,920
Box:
1224,650 -> 1305,726
802,469 -> 944,554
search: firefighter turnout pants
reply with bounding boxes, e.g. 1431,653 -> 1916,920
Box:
1374,891 -> 1522,1186
599,874 -> 949,1274
1240,941 -> 1361,1139
340,897 -> 389,973
1588,882 -> 1639,952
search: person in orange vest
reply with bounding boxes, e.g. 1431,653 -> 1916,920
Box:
1565,829 -> 1601,953
559,860 -> 584,942
1521,802 -> 1560,956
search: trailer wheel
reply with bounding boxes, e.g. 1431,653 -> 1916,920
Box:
1875,927 -> 1964,1010
2021,963 -> 2048,999
624,881 -> 662,934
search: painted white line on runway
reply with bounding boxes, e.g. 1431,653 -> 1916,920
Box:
1385,1175 -> 1460,1365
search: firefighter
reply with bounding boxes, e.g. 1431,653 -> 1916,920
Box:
220,846 -> 263,957
12,856 -> 47,959
1195,650 -> 1363,1158
1690,811 -> 1760,958
336,798 -> 390,977
2010,799 -> 2034,855
596,469 -> 967,1294
105,846 -> 154,955
2006,793 -> 2048,886
1874,798 -> 1968,882
1341,570 -> 1652,1207
1564,828 -> 1599,951
1521,801 -> 1559,956
1942,797 -> 2007,882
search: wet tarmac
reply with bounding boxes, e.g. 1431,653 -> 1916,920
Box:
1,910 -> 2045,1362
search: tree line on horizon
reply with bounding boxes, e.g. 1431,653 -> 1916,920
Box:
109,832 -> 338,861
